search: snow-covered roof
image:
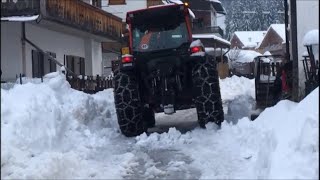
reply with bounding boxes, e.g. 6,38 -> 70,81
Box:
302,29 -> 319,46
1,15 -> 39,22
192,34 -> 231,46
232,31 -> 267,48
270,24 -> 286,41
161,0 -> 183,4
256,24 -> 286,49
207,0 -> 221,3
205,47 -> 228,56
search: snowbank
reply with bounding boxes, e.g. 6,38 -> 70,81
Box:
136,88 -> 319,179
1,15 -> 39,22
230,50 -> 261,63
1,72 -> 126,179
1,71 -> 318,179
219,75 -> 255,102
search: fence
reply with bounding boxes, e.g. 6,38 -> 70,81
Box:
1,73 -> 114,94
66,75 -> 114,94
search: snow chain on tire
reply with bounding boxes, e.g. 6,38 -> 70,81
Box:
114,69 -> 146,137
192,57 -> 224,128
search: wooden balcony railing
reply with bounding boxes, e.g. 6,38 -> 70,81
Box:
44,0 -> 124,41
1,0 -> 125,41
147,0 -> 163,7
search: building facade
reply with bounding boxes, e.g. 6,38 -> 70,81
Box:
296,0 -> 319,96
256,24 -> 286,55
1,0 -> 124,82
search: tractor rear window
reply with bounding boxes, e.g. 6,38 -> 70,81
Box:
132,22 -> 189,52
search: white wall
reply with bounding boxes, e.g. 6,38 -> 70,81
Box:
296,0 -> 319,96
102,52 -> 119,76
1,22 -> 23,81
102,0 -> 147,21
216,14 -> 226,33
92,40 -> 103,76
1,22 -> 103,81
210,6 -> 217,27
84,38 -> 104,76
25,23 -> 86,78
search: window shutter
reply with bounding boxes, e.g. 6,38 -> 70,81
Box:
43,53 -> 51,75
49,52 -> 57,72
32,50 -> 39,78
108,0 -> 126,5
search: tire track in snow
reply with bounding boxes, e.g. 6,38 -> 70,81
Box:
122,149 -> 201,179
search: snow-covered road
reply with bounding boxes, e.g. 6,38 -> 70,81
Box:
1,72 -> 318,179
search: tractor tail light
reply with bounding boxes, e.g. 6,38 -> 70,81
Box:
122,55 -> 133,63
190,46 -> 203,54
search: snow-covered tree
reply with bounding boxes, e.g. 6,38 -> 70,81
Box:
221,0 -> 285,39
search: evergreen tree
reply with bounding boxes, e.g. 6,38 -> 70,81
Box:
220,0 -> 285,39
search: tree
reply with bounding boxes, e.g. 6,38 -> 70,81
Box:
221,0 -> 285,39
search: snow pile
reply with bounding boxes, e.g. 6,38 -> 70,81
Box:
135,88 -> 319,179
1,71 -> 128,179
230,50 -> 261,63
219,75 -> 255,102
256,88 -> 319,179
263,51 -> 272,56
1,69 -> 318,179
302,29 -> 319,46
1,15 -> 39,22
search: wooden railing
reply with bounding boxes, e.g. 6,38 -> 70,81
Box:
44,0 -> 124,41
147,0 -> 164,7
1,0 -> 125,41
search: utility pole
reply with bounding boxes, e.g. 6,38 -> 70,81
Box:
289,0 -> 299,102
284,0 -> 290,62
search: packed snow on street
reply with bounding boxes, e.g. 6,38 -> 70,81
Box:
1,70 -> 318,179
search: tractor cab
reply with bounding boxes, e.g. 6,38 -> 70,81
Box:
121,3 -> 193,61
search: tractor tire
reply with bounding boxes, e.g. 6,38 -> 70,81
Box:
114,69 -> 146,137
192,57 -> 224,128
142,107 -> 156,128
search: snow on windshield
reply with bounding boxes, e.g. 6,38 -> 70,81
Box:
1,69 -> 318,179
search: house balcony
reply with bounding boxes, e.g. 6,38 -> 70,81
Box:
1,0 -> 125,41
192,25 -> 224,37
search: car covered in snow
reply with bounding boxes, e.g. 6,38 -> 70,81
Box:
113,3 -> 224,136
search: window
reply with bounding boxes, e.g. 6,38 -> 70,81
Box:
65,55 -> 85,75
108,0 -> 126,5
132,22 -> 188,52
32,50 -> 57,78
92,0 -> 101,8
